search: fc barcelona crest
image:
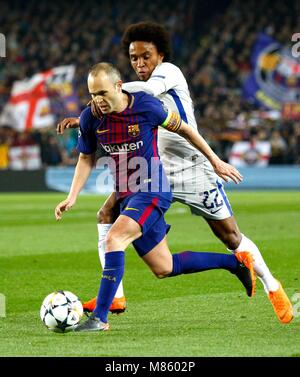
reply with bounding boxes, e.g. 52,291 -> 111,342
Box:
128,124 -> 140,137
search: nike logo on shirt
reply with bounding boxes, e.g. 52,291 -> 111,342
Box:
96,129 -> 110,134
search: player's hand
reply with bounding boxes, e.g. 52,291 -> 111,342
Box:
55,197 -> 76,221
56,118 -> 80,134
211,158 -> 243,184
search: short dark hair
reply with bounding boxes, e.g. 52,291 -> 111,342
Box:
121,21 -> 172,61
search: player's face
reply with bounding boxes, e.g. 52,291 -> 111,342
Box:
88,72 -> 122,113
129,41 -> 164,81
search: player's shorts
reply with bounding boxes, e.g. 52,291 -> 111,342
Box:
119,192 -> 172,257
167,159 -> 233,220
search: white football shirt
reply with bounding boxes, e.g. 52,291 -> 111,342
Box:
122,62 -> 208,189
122,63 -> 231,220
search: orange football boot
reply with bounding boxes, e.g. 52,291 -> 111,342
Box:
109,296 -> 127,314
235,251 -> 256,297
268,281 -> 293,324
82,297 -> 97,313
83,296 -> 126,314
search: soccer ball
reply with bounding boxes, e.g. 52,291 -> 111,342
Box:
40,290 -> 83,332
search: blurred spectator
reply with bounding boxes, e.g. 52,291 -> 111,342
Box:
0,132 -> 9,170
269,130 -> 288,164
10,131 -> 36,147
40,134 -> 63,167
59,129 -> 80,166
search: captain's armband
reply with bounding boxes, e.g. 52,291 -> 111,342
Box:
160,111 -> 182,133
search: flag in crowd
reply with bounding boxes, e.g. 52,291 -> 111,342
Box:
0,65 -> 80,131
243,32 -> 300,114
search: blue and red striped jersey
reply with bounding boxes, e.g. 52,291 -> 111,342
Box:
77,91 -> 172,198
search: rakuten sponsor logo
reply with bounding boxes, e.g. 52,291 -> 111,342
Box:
102,140 -> 143,154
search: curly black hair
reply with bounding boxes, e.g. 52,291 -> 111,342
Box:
121,21 -> 172,61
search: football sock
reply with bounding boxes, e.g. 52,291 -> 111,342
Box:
94,251 -> 125,323
230,233 -> 279,293
97,224 -> 124,299
169,251 -> 239,277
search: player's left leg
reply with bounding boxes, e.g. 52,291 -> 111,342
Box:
205,215 -> 277,288
134,222 -> 256,297
141,235 -> 256,297
205,215 -> 293,324
174,164 -> 293,324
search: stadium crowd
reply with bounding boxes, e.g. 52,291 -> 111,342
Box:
0,0 -> 300,169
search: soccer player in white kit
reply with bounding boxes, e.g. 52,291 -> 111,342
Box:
57,22 -> 293,324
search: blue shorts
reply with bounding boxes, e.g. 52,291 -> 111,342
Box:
119,192 -> 172,257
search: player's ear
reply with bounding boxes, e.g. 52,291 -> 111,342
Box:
115,80 -> 123,93
158,53 -> 164,64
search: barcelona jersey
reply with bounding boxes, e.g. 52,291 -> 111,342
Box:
77,91 -> 181,199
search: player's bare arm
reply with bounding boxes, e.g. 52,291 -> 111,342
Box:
178,122 -> 242,184
161,112 -> 243,184
55,152 -> 95,220
122,79 -> 164,97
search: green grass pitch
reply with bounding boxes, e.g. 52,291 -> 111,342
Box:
0,191 -> 299,357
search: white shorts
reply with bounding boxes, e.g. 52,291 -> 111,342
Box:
165,158 -> 233,220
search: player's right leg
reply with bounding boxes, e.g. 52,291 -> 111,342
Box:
76,191 -> 173,332
82,192 -> 127,314
75,214 -> 142,332
171,161 -> 293,323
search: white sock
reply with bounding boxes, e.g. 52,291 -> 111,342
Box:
230,233 -> 279,293
97,223 -> 125,299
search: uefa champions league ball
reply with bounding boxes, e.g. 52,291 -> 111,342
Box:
40,290 -> 83,332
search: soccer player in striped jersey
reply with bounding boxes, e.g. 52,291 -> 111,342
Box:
57,22 -> 293,324
55,62 -> 256,332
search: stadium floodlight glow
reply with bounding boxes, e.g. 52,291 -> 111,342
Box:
0,33 -> 5,58
0,293 -> 6,318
